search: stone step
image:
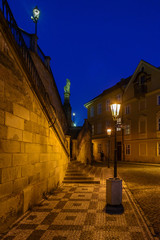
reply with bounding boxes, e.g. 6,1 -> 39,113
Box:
63,161 -> 101,184
66,172 -> 86,175
65,173 -> 87,176
66,169 -> 81,172
63,179 -> 100,184
64,176 -> 94,180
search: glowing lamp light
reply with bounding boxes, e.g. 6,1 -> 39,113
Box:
110,103 -> 121,121
73,113 -> 75,116
31,6 -> 40,35
107,128 -> 112,136
31,6 -> 40,22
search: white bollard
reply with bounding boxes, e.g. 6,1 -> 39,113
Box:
106,178 -> 122,205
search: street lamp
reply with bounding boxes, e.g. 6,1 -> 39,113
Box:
31,6 -> 40,35
107,128 -> 112,168
106,103 -> 123,213
110,103 -> 121,178
72,113 -> 76,127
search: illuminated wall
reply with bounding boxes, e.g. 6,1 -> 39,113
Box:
0,20 -> 69,232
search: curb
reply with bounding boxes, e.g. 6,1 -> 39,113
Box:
122,180 -> 159,240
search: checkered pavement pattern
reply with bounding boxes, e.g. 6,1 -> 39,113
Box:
2,183 -> 154,240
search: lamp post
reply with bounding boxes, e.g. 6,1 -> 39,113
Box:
31,6 -> 40,35
110,103 -> 121,178
72,113 -> 76,126
107,128 -> 112,168
106,103 -> 123,213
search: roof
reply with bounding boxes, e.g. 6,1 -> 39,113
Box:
84,76 -> 131,108
124,59 -> 160,93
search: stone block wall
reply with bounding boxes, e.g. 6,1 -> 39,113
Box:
0,30 -> 69,232
76,120 -> 92,164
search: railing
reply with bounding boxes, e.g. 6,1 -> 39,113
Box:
20,29 -> 31,49
20,29 -> 46,64
0,0 -> 68,154
37,45 -> 45,63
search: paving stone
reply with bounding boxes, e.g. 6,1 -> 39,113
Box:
2,162 -> 155,240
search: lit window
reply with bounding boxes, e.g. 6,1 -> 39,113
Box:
90,106 -> 94,117
125,105 -> 130,114
157,95 -> 160,105
98,144 -> 102,153
117,118 -> 121,131
126,144 -> 130,155
157,143 -> 160,156
125,125 -> 130,135
117,118 -> 121,124
97,103 -> 102,114
106,99 -> 110,111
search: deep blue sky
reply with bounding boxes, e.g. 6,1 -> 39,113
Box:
7,0 -> 160,126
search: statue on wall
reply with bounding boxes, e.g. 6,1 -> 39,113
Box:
63,78 -> 71,125
64,79 -> 71,94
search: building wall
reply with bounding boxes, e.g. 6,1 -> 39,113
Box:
123,64 -> 160,163
0,25 -> 69,232
87,87 -> 123,162
85,62 -> 160,164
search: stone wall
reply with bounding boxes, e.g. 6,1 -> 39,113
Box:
76,120 -> 92,164
0,25 -> 69,232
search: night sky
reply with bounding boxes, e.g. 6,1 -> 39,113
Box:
6,0 -> 160,126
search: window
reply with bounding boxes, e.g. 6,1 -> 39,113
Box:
158,119 -> 160,131
125,105 -> 130,114
157,95 -> 160,105
157,143 -> 160,156
106,99 -> 110,111
97,123 -> 102,134
98,144 -> 102,153
92,125 -> 94,135
126,144 -> 130,155
117,94 -> 121,102
116,118 -> 121,131
125,125 -> 130,135
90,106 -> 94,117
97,103 -> 102,114
156,112 -> 160,131
140,75 -> 145,84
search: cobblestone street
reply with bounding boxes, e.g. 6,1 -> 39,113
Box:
118,162 -> 160,239
1,183 -> 153,240
1,161 -> 157,240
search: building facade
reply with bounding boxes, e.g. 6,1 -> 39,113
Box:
85,60 -> 160,164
